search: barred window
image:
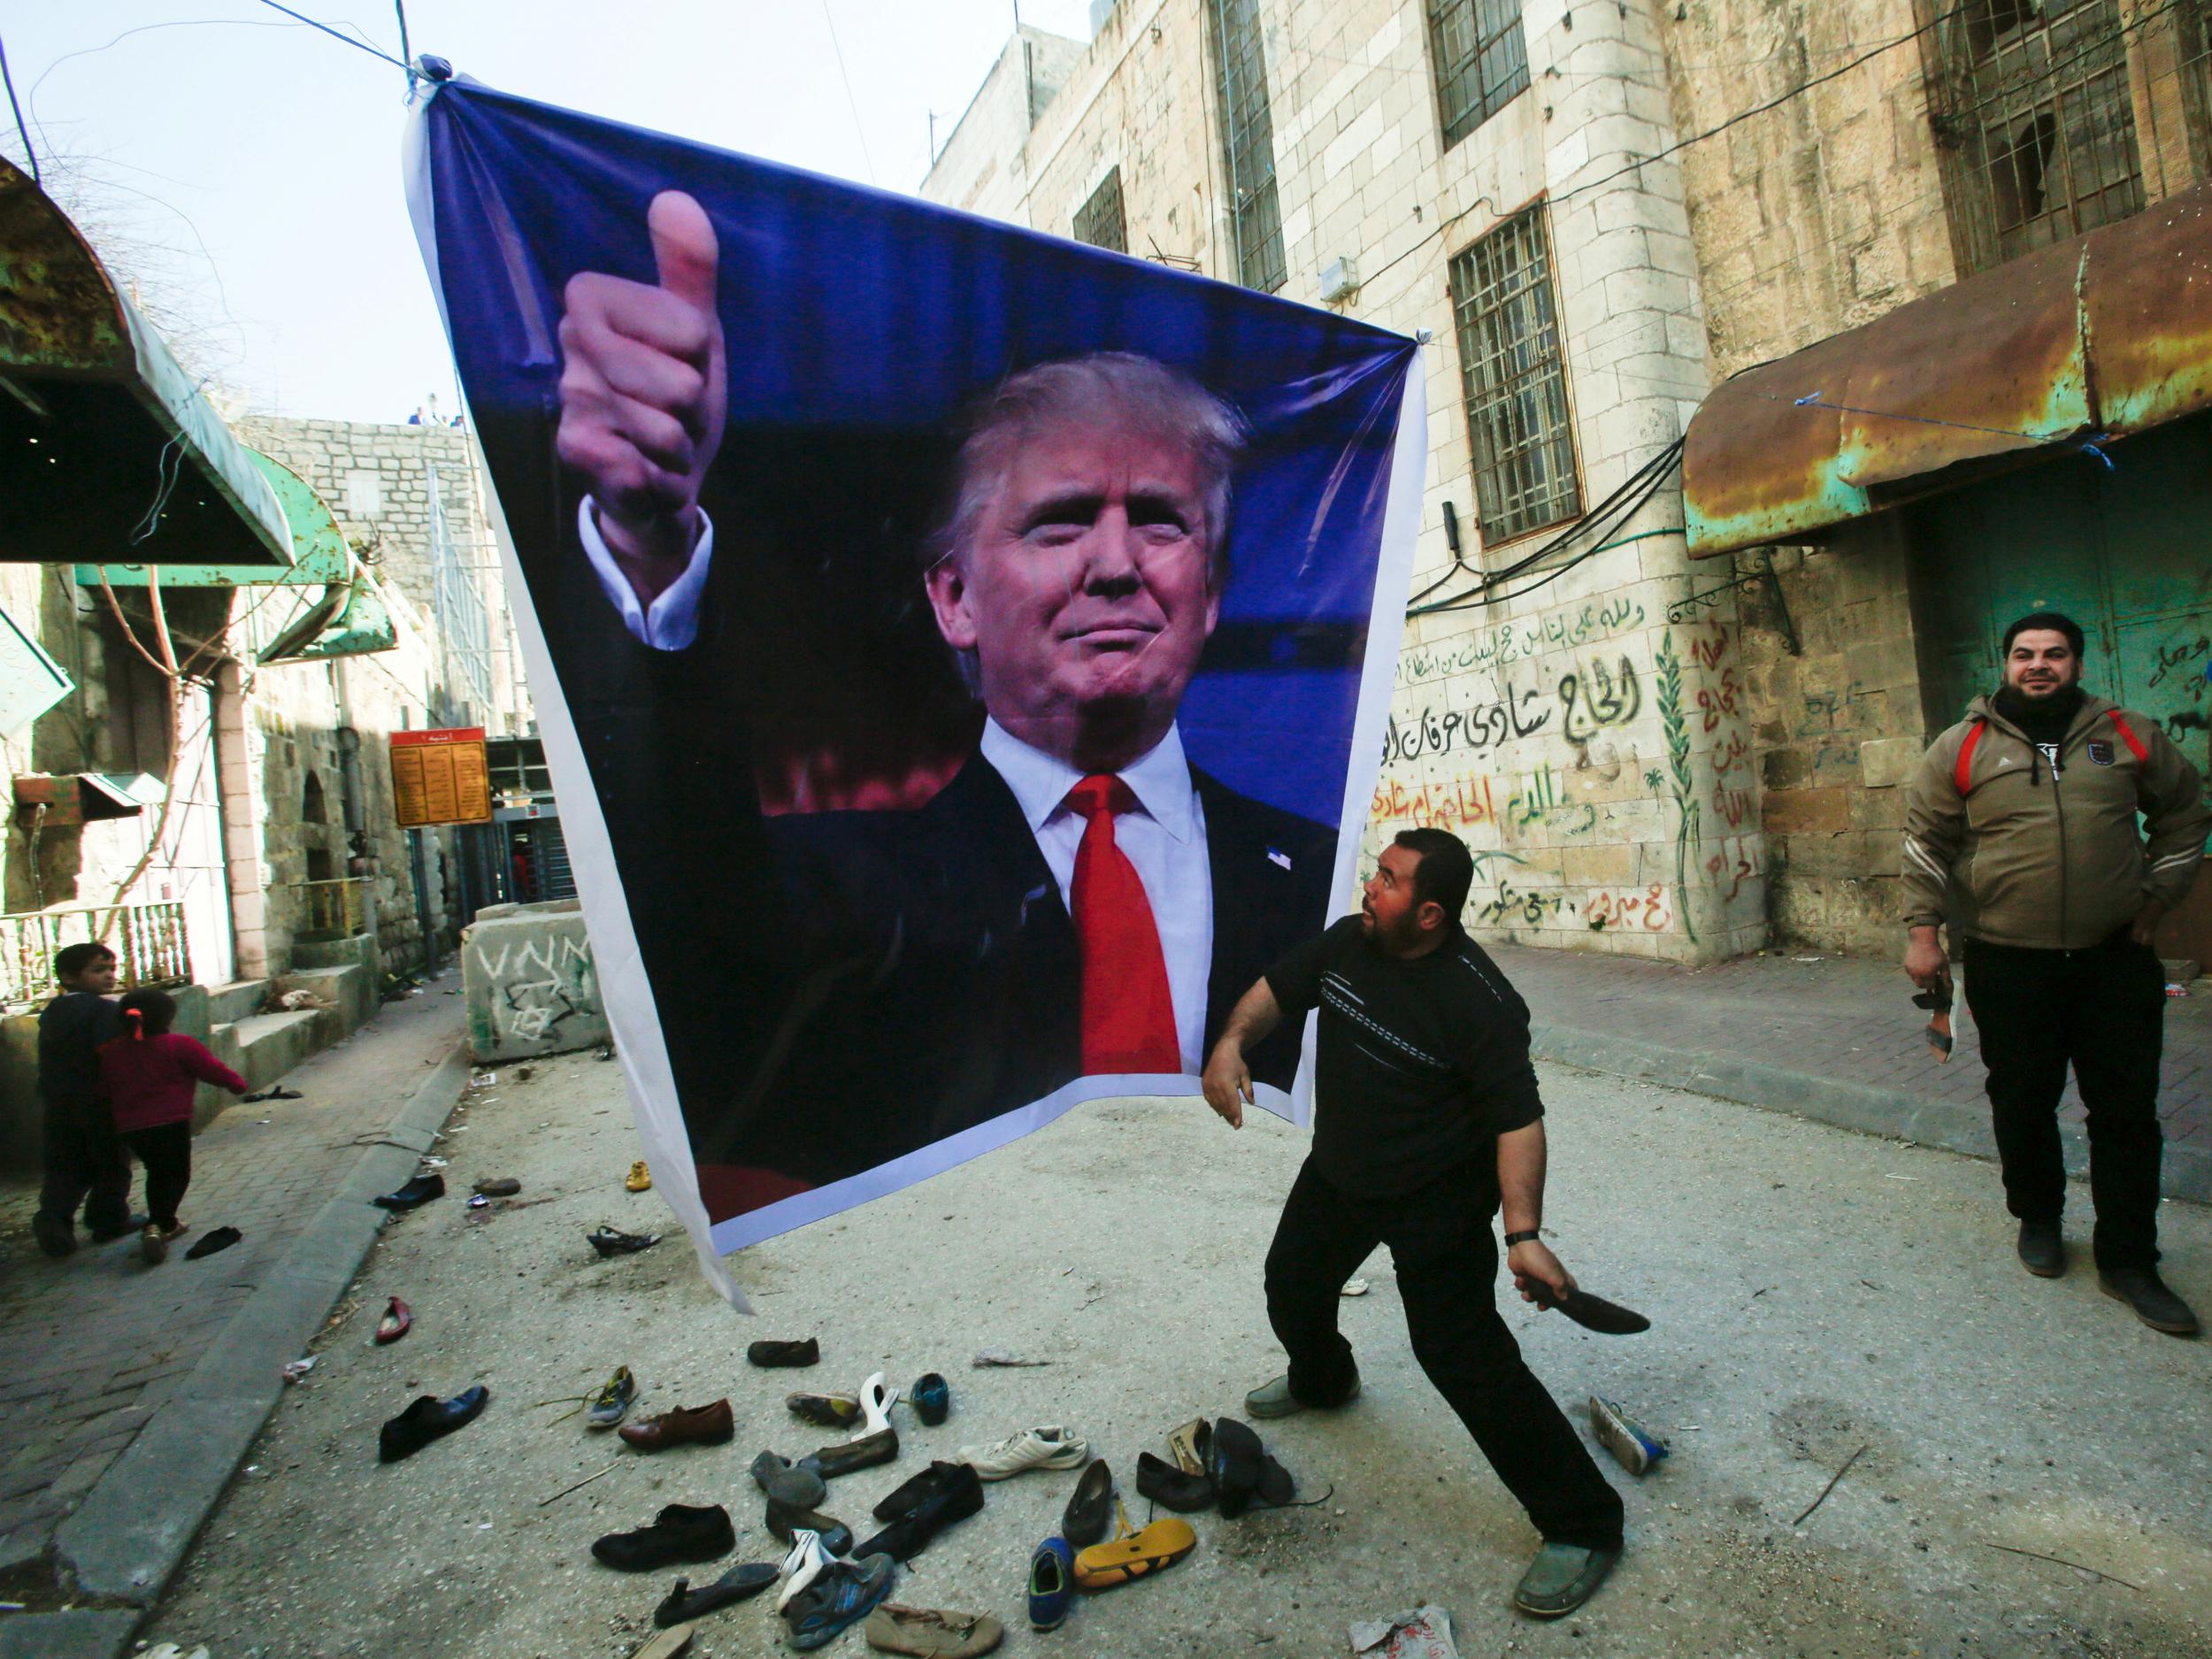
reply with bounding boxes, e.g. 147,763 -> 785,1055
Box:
2178,0 -> 2212,178
1072,166 -> 1128,254
1932,0 -> 2144,272
1427,0 -> 1529,149
1449,209 -> 1580,546
1209,0 -> 1286,293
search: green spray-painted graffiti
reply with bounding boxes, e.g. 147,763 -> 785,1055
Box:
1655,631 -> 1699,944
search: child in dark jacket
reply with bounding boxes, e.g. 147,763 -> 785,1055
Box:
33,942 -> 129,1256
97,989 -> 248,1265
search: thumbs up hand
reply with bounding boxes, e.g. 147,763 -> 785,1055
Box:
557,190 -> 727,596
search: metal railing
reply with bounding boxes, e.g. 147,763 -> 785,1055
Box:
294,877 -> 367,941
0,901 -> 192,1006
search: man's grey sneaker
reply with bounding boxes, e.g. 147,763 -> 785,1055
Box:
2016,1218 -> 2065,1278
1244,1372 -> 1360,1420
2099,1268 -> 2200,1336
1512,1542 -> 1619,1617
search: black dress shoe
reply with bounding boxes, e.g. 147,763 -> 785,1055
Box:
1208,1417 -> 1294,1517
373,1172 -> 446,1211
379,1384 -> 490,1462
2016,1217 -> 2065,1277
748,1338 -> 820,1367
2099,1268 -> 2201,1335
853,1461 -> 983,1562
764,1499 -> 854,1557
591,1502 -> 736,1571
811,1426 -> 898,1479
588,1225 -> 660,1256
869,1460 -> 969,1521
1135,1450 -> 1214,1513
653,1561 -> 779,1626
1061,1458 -> 1114,1547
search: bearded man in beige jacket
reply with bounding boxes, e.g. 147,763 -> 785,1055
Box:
1902,611 -> 2208,1336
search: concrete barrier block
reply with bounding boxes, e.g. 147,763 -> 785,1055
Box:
463,902 -> 606,1062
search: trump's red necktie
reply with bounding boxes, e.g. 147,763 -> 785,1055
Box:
1066,774 -> 1180,1074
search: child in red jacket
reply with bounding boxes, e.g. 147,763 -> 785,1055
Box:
97,989 -> 248,1264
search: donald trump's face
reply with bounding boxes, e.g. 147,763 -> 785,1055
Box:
925,415 -> 1223,769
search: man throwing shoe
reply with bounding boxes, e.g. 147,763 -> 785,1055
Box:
1201,827 -> 1624,1617
1902,611 -> 2208,1335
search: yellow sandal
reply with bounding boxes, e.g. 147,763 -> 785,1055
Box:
1072,1501 -> 1196,1591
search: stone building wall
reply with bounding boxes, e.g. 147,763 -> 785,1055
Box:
1663,0 -> 2212,955
926,0 -> 1766,960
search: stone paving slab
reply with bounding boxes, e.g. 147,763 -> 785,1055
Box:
1495,944 -> 2212,1201
0,974 -> 465,1647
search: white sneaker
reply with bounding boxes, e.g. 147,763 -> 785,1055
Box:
957,1425 -> 1089,1479
775,1528 -> 833,1612
856,1371 -> 900,1437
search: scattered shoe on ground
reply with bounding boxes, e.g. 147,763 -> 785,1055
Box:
379,1384 -> 489,1463
1134,1450 -> 1214,1513
1072,1503 -> 1197,1591
748,1337 -> 821,1368
588,1365 -> 639,1428
855,1461 -> 984,1562
1026,1536 -> 1075,1632
1061,1459 -> 1114,1548
785,1553 -> 898,1651
766,1499 -> 855,1558
588,1225 -> 660,1257
592,1503 -> 736,1572
864,1601 -> 1005,1656
788,1391 -> 862,1428
1510,1541 -> 1619,1617
374,1296 -> 412,1345
752,1448 -> 830,1509
960,1425 -> 1087,1479
653,1561 -> 779,1626
812,1425 -> 900,1479
373,1171 -> 445,1211
1209,1417 -> 1295,1517
1587,1395 -> 1669,1476
626,1160 -> 653,1193
183,1225 -> 242,1259
858,1371 -> 900,1432
472,1176 -> 522,1196
622,1399 -> 735,1452
908,1371 -> 950,1426
774,1529 -> 836,1613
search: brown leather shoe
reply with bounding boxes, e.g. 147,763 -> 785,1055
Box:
619,1398 -> 735,1451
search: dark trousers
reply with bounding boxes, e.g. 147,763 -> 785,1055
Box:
1263,1156 -> 1624,1552
1963,930 -> 2166,1271
120,1122 -> 192,1233
35,1094 -> 133,1238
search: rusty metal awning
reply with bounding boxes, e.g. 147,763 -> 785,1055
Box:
1684,184 -> 2212,557
0,157 -> 296,570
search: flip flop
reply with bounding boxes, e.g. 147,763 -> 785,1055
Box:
375,1297 -> 412,1345
863,1601 -> 1006,1655
1072,1503 -> 1196,1591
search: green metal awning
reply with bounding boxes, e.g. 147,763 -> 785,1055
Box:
0,157 -> 295,571
1683,183 -> 2212,557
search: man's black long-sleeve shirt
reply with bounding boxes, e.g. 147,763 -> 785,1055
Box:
1263,918 -> 1543,1198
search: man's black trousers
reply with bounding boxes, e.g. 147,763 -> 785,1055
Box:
36,1094 -> 132,1238
1263,1155 -> 1624,1552
1962,929 -> 2166,1271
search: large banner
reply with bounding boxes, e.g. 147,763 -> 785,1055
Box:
406,78 -> 1422,1298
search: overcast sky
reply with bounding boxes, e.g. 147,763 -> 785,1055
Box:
4,1 -> 1094,422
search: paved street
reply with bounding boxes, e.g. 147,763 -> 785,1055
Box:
137,1044 -> 2210,1659
1501,944 -> 2212,1185
0,979 -> 464,1594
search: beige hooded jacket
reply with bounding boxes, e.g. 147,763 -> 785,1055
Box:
1901,692 -> 2208,950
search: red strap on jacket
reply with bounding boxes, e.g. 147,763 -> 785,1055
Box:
2107,708 -> 2148,764
1955,718 -> 1986,797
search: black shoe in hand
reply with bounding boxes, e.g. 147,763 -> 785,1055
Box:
379,1385 -> 489,1462
373,1173 -> 445,1211
592,1502 -> 737,1571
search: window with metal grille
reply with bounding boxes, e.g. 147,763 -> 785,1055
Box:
2177,0 -> 2212,178
1073,166 -> 1128,254
1449,209 -> 1580,546
1427,0 -> 1529,149
1931,0 -> 2144,272
1209,0 -> 1286,294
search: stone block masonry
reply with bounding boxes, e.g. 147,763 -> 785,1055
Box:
462,901 -> 607,1062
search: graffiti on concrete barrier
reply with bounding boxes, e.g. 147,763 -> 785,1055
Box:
472,933 -> 600,1044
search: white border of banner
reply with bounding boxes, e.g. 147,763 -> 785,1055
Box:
404,89 -> 1425,1293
